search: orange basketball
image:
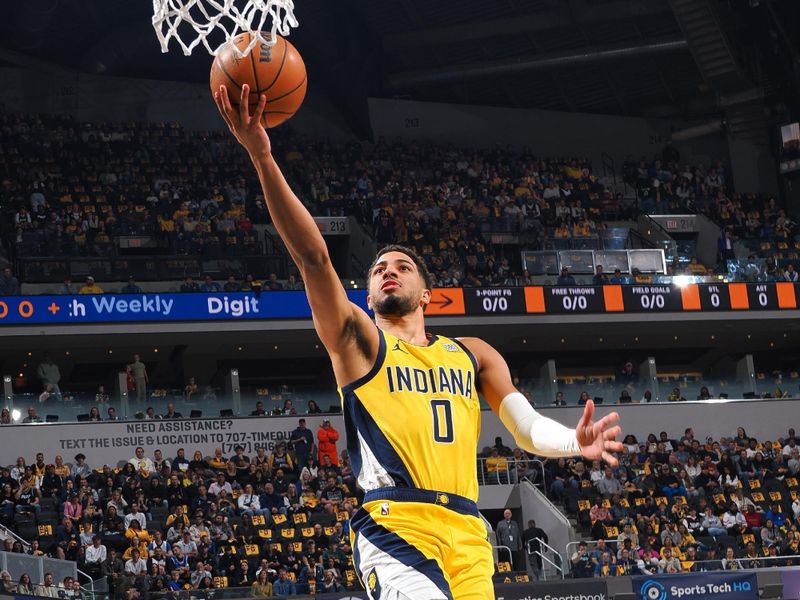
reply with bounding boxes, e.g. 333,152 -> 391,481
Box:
210,33 -> 307,128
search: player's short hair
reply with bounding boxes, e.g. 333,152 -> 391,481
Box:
368,244 -> 434,289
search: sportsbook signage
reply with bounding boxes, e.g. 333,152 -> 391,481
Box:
0,416 -> 334,467
0,291 -> 370,325
634,572 -> 757,600
781,568 -> 800,599
495,580 -> 608,600
0,284 -> 797,326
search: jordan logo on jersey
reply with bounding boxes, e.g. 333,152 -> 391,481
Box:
391,341 -> 408,354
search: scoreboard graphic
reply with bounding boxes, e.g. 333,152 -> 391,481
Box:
0,284 -> 796,326
426,282 -> 798,316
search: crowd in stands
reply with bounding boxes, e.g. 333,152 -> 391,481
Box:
1,111 -> 614,290
0,415 -> 362,596
1,410 -> 799,597
623,156 -> 800,278
3,111 -> 798,290
545,426 -> 800,577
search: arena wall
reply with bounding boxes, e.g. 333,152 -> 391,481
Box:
367,97 -> 728,170
0,398 -> 793,467
0,67 -> 353,140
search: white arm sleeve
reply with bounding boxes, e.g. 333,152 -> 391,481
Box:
498,392 -> 581,457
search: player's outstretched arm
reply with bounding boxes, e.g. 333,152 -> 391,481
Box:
214,85 -> 376,361
458,337 -> 623,466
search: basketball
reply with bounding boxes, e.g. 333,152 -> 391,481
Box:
210,32 -> 307,128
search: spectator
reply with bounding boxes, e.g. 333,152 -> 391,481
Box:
17,574 -> 34,596
496,509 -> 523,570
37,354 -> 63,402
570,541 -> 593,578
592,265 -> 608,285
557,267 -> 576,285
250,569 -> 272,598
128,354 -> 149,403
285,274 -> 303,291
223,275 -> 241,292
36,573 -> 59,598
722,504 -> 747,534
721,547 -> 744,570
0,267 -> 20,296
657,464 -> 686,502
594,550 -> 618,577
107,407 -> 120,420
180,276 -> 199,293
272,568 -> 296,595
200,275 -> 221,293
667,387 -> 687,402
58,278 -> 77,295
125,548 -> 147,578
94,385 -> 110,406
609,268 -> 627,284
250,401 -> 267,416
290,418 -> 315,471
71,453 -> 90,481
84,536 -> 107,579
522,519 -> 548,580
79,276 -> 103,294
184,377 -> 198,402
237,484 -> 266,518
120,277 -> 142,294
266,273 -> 283,291
317,418 -> 340,466
597,467 -> 622,497
658,547 -> 681,573
485,448 -> 510,484
784,263 -> 799,282
22,406 -> 42,423
0,571 -> 14,594
553,391 -> 566,406
320,569 -> 344,592
241,274 -> 262,293
163,403 -> 182,419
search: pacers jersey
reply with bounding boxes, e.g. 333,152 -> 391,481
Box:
340,328 -> 481,502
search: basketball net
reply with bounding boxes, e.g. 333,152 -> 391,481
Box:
152,0 -> 298,57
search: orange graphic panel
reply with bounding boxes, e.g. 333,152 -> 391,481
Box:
426,288 -> 465,315
680,285 -> 701,311
524,287 -> 546,313
728,283 -> 749,310
776,282 -> 797,309
603,285 -> 624,312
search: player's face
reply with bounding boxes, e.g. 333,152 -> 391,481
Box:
367,252 -> 430,317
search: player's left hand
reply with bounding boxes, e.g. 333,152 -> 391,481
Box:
575,400 -> 623,466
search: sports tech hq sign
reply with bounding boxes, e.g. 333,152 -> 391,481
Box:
634,572 -> 757,600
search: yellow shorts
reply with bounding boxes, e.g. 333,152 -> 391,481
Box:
350,488 -> 495,600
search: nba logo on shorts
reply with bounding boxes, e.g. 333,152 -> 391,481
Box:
380,502 -> 390,515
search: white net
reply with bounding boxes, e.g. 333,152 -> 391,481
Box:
152,0 -> 298,57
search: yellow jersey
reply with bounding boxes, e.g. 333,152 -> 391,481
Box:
339,328 -> 481,501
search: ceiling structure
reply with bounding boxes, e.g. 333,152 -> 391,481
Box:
0,0 -> 728,130
2,1 -> 795,140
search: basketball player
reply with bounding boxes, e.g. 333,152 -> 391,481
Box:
214,84 -> 623,600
